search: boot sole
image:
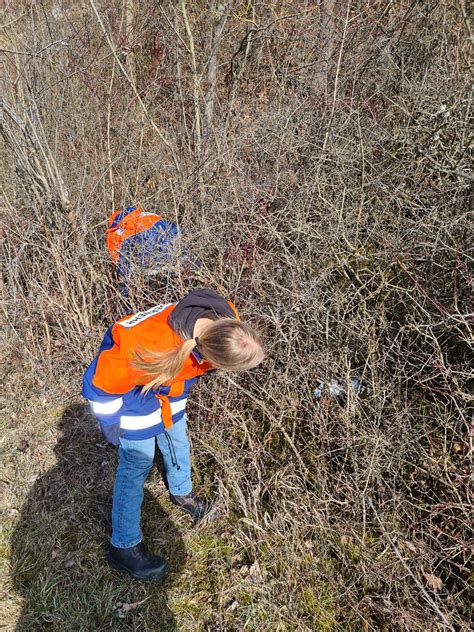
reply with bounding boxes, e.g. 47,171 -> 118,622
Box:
107,558 -> 168,582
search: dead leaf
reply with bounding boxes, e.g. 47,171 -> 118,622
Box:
115,598 -> 149,618
424,572 -> 442,592
248,560 -> 266,582
404,540 -> 417,553
17,440 -> 29,452
147,178 -> 157,192
340,535 -> 352,546
63,556 -> 75,569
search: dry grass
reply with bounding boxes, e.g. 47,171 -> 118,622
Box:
1,1 -> 472,630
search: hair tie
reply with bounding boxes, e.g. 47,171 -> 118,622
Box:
194,337 -> 200,346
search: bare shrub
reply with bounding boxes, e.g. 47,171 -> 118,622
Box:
1,1 -> 471,630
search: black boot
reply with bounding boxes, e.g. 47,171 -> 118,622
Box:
170,491 -> 211,523
107,542 -> 167,581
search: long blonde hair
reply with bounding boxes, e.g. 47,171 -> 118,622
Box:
133,318 -> 264,393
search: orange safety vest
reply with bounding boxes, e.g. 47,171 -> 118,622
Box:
91,301 -> 239,430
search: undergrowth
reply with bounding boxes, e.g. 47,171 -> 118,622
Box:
1,1 -> 471,630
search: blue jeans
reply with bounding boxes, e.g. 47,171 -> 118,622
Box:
111,417 -> 192,548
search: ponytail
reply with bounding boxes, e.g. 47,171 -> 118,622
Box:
133,318 -> 264,393
134,338 -> 197,393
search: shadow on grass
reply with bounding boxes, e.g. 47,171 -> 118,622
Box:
10,403 -> 186,631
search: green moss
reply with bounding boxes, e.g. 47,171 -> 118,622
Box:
301,586 -> 337,630
237,589 -> 253,606
345,543 -> 361,564
170,594 -> 203,617
258,541 -> 273,562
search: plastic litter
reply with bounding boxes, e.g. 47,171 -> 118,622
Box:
313,382 -> 325,398
313,376 -> 364,403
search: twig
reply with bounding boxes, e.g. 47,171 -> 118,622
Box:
203,1 -> 231,144
457,0 -> 473,43
320,0 -> 351,155
88,0 -> 176,159
0,38 -> 67,56
226,376 -> 310,476
106,58 -> 116,214
367,497 -> 455,631
180,0 -> 202,162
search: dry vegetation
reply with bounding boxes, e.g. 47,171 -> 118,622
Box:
1,1 -> 472,630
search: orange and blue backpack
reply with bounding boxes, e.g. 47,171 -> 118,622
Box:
106,206 -> 181,278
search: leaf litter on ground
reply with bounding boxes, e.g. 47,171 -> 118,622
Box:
115,597 -> 150,618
